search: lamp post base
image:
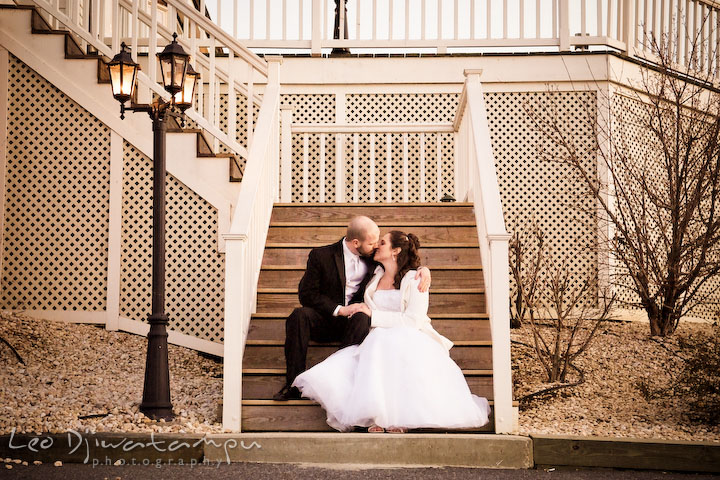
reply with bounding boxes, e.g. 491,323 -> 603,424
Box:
138,315 -> 175,421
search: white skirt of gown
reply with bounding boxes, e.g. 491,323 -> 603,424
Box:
292,324 -> 491,432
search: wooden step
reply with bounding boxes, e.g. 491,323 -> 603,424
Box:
242,344 -> 492,370
240,402 -> 494,432
270,204 -> 475,224
247,317 -> 491,343
266,225 -> 479,244
254,291 -> 486,315
257,267 -> 484,289
241,372 -> 494,400
261,247 -> 482,267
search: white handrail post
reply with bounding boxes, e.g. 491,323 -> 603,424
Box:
280,106 -> 293,203
222,234 -> 247,432
488,234 -> 514,433
558,0 -> 570,51
311,0 -> 322,57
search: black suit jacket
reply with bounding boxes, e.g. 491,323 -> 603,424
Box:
298,239 -> 377,317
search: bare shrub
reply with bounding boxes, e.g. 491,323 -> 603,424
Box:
512,227 -> 615,385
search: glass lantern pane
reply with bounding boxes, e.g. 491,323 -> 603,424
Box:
122,66 -> 135,96
172,56 -> 187,90
160,58 -> 172,89
110,65 -> 122,96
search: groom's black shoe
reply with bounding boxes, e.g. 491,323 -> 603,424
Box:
273,384 -> 302,401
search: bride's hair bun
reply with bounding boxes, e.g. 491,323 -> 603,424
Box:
407,233 -> 420,251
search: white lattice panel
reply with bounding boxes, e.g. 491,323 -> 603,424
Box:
1,55 -> 110,310
487,91 -> 599,286
120,142 -> 225,342
281,94 -> 335,123
345,93 -> 459,123
609,92 -> 720,320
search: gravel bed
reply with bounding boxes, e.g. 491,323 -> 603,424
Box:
512,320 -> 720,442
0,312 -> 718,441
0,313 -> 224,435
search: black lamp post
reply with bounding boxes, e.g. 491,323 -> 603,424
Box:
107,33 -> 199,421
332,0 -> 350,55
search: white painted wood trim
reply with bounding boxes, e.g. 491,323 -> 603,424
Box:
0,47 -> 8,294
293,123 -> 455,133
14,310 -> 108,324
105,130 -> 123,331
117,316 -> 224,356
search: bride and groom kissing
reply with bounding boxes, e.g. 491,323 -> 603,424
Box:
273,215 -> 490,433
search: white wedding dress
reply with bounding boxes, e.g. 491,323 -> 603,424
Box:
292,289 -> 491,432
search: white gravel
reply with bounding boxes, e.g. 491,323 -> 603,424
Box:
1,312 -> 718,441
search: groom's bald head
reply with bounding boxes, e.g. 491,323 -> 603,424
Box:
346,216 -> 380,257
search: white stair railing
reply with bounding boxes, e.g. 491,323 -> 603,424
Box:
454,69 -> 515,434
26,0 -> 269,162
221,57 -> 281,433
284,123 -> 455,204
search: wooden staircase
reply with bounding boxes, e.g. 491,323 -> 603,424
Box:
242,203 -> 495,432
3,4 -> 243,181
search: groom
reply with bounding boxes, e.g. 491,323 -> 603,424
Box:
273,215 -> 431,401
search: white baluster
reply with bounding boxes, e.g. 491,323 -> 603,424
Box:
436,133 -> 442,201
373,0 -> 377,40
320,132 -> 326,203
386,134 -> 392,203
311,0 -> 321,56
228,51 -> 237,143
303,133 -> 309,202
336,133 -> 345,202
280,107 -> 293,203
420,132 -> 425,202
247,62 -> 255,147
403,133 -> 409,202
369,133 -> 376,203
353,133 -> 359,203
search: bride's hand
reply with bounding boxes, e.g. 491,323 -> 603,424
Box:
415,266 -> 431,292
349,303 -> 371,317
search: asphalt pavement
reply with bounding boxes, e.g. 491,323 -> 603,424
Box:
1,462 -> 719,480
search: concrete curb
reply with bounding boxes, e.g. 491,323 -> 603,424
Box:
203,433 -> 533,468
532,434 -> 720,474
1,431 -> 719,472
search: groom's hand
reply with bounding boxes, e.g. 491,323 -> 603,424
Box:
415,267 -> 431,292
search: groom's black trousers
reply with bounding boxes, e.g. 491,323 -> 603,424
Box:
285,307 -> 371,385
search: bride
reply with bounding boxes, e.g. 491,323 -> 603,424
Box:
292,230 -> 490,433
